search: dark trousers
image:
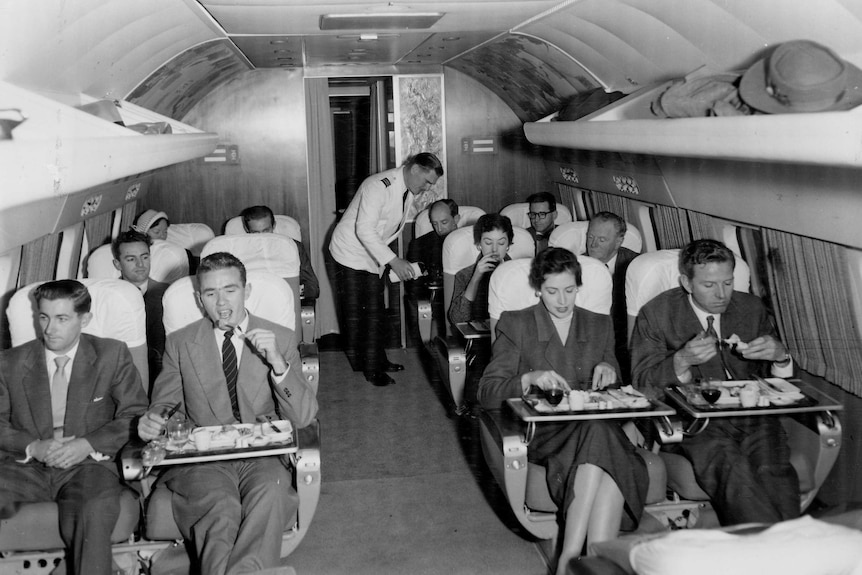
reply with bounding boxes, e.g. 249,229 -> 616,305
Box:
0,462 -> 122,575
680,416 -> 799,525
334,262 -> 387,373
164,457 -> 296,575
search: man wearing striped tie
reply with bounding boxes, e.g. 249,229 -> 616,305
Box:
630,239 -> 797,526
0,280 -> 147,575
138,252 -> 318,575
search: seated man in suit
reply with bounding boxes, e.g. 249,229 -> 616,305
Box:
0,280 -> 148,575
630,239 -> 797,526
240,205 -> 320,300
405,199 -> 459,343
112,229 -> 169,387
525,191 -> 558,254
586,212 -> 637,382
138,252 -> 318,575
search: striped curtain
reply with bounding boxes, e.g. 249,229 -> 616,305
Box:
85,212 -> 113,251
120,202 -> 138,232
19,235 -> 60,285
687,210 -> 715,240
652,204 -> 691,249
764,229 -> 862,396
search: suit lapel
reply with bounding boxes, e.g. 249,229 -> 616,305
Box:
21,341 -> 54,438
63,336 -> 98,433
190,320 -> 228,417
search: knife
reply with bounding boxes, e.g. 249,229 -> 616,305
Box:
163,402 -> 182,420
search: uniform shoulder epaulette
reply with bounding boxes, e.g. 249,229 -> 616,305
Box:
381,177 -> 391,187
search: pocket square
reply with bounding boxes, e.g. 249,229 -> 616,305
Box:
92,396 -> 104,402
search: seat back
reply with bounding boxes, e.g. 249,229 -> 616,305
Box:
7,278 -> 149,390
487,254 -> 613,340
500,202 -> 573,229
225,214 -> 302,242
549,220 -> 643,255
413,205 -> 486,237
86,241 -> 190,284
624,249 -> 751,341
162,269 -> 296,339
166,222 -> 215,257
201,234 -> 301,331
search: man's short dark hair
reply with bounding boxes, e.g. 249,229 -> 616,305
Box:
473,214 -> 514,244
529,247 -> 582,291
111,229 -> 152,260
430,199 -> 458,217
33,279 -> 91,315
240,205 -> 276,232
197,252 -> 247,286
679,239 -> 736,280
526,192 -> 557,212
405,153 -> 444,177
591,211 -> 627,237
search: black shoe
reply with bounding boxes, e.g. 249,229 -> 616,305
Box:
365,371 -> 396,386
382,360 -> 404,372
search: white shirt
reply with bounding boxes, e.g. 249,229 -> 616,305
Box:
329,166 -> 416,275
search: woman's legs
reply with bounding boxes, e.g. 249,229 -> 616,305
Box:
555,463 -> 624,575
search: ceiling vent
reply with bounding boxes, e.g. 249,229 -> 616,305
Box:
320,13 -> 444,30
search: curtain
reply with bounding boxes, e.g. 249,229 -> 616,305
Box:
120,201 -> 138,232
19,234 -> 60,285
687,210 -> 715,241
85,212 -> 113,252
653,204 -> 691,249
764,229 -> 862,396
304,77 -> 340,337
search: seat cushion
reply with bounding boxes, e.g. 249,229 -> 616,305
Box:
0,488 -> 140,551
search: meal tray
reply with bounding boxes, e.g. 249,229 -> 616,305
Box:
157,421 -> 297,466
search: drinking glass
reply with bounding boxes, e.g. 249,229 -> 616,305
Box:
700,382 -> 721,405
543,380 -> 565,406
167,418 -> 192,444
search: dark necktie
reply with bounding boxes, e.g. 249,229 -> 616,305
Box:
51,355 -> 70,431
222,330 -> 241,421
706,315 -> 735,379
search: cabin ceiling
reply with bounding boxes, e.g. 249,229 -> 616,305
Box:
2,0 -> 862,122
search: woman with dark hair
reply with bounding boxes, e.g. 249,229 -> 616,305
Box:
478,247 -> 648,573
447,213 -> 514,325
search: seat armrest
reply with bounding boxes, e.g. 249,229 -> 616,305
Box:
300,299 -> 315,343
416,297 -> 433,345
120,437 -> 147,481
433,335 -> 468,410
299,342 -> 319,396
281,419 -> 321,557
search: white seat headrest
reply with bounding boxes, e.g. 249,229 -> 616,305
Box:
549,220 -> 643,255
162,270 -> 295,336
488,254 -> 612,319
625,249 -> 751,318
8,279 -> 146,348
166,223 -> 215,257
201,234 -> 299,279
225,215 -> 302,242
500,202 -> 573,229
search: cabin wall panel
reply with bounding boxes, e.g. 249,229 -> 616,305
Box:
443,68 -> 552,214
145,71 -> 309,241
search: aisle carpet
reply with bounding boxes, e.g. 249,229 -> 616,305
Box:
286,348 -> 550,574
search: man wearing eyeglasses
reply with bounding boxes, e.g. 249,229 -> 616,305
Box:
525,192 -> 558,254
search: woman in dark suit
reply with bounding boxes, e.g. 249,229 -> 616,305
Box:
478,248 -> 648,573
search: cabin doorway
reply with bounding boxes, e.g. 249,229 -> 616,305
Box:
329,77 -> 395,210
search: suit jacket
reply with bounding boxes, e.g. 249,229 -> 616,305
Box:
405,231 -> 445,299
0,335 -> 147,466
478,304 -> 619,409
150,314 -> 317,429
630,287 -> 781,392
526,225 -> 555,255
611,247 -> 638,380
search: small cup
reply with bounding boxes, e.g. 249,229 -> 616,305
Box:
568,390 -> 585,410
739,386 -> 759,408
193,430 -> 211,451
